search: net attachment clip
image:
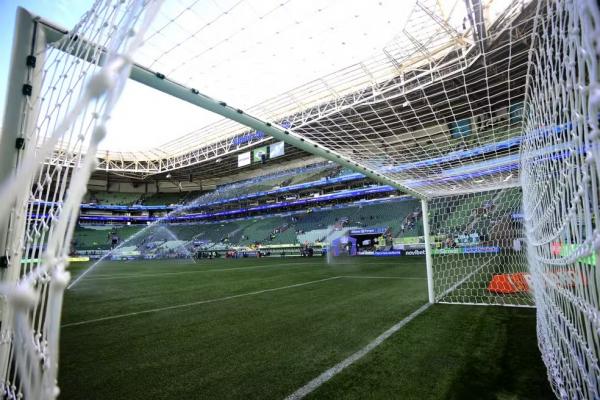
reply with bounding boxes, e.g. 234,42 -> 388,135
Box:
26,55 -> 36,68
22,84 -> 32,96
15,138 -> 25,150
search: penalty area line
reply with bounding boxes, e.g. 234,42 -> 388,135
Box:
284,302 -> 432,400
62,276 -> 341,328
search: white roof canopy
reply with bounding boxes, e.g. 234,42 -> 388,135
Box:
102,0 -> 433,152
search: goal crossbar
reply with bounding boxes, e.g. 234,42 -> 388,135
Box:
37,18 -> 426,200
0,1 -> 597,399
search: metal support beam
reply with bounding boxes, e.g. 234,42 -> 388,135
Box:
465,0 -> 487,52
127,67 -> 425,199
37,17 -> 426,200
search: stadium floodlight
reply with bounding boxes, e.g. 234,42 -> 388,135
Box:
0,0 -> 598,399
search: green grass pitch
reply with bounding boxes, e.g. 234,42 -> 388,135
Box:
60,256 -> 553,399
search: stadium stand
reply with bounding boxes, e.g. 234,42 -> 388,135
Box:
142,192 -> 186,206
88,192 -> 142,205
287,167 -> 338,185
76,164 -> 348,213
429,187 -> 522,247
74,225 -> 144,250
74,197 -> 421,253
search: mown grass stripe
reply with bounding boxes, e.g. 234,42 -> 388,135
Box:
284,302 -> 432,400
62,276 -> 342,328
78,262 -> 319,282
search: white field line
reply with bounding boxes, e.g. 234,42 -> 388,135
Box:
62,276 -> 342,328
77,262 -> 318,282
68,260 -> 319,288
340,275 -> 425,280
284,302 -> 432,400
437,301 -> 535,309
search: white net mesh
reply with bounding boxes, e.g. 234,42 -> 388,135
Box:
0,1 -> 160,398
85,0 -> 532,171
0,0 -> 598,398
520,0 -> 600,398
128,0 -> 530,196
429,186 -> 532,306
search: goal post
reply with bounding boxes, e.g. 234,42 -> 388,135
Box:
0,6 -> 47,388
0,2 -> 162,398
37,14 -> 425,201
0,0 -> 597,398
420,199 -> 435,304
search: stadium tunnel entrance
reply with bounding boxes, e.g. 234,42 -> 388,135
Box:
348,227 -> 393,254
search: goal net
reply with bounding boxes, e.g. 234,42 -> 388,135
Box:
429,186 -> 531,306
0,1 -> 160,398
0,0 -> 598,398
520,1 -> 600,398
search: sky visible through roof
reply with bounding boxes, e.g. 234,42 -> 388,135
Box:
0,0 -> 89,123
1,0 -> 419,153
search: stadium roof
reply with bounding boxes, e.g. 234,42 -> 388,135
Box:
103,0 -> 422,153
37,0 -> 526,196
42,1 -> 504,164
